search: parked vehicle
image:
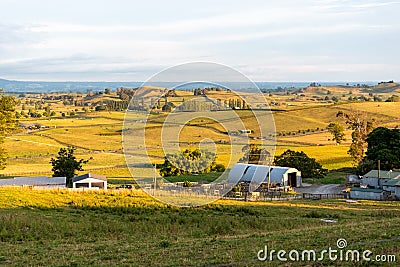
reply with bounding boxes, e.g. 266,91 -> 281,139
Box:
116,184 -> 133,189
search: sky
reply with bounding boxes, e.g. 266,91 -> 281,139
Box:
0,0 -> 399,82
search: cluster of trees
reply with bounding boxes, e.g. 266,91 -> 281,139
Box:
116,87 -> 136,101
357,127 -> 400,174
274,150 -> 328,179
336,110 -> 375,165
193,87 -> 225,96
18,99 -> 56,118
177,100 -> 214,112
223,98 -> 249,109
159,148 -> 225,177
277,127 -> 323,137
103,99 -> 129,111
239,144 -> 270,165
242,144 -> 327,179
328,110 -> 400,174
0,89 -> 18,169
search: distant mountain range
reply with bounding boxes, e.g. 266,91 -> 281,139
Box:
0,78 -> 143,93
0,78 -> 380,93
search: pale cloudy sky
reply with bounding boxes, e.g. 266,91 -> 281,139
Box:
0,0 -> 399,81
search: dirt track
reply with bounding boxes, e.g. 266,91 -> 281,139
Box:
295,184 -> 343,194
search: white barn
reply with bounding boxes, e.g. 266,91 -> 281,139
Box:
0,176 -> 66,188
72,173 -> 107,189
227,163 -> 302,187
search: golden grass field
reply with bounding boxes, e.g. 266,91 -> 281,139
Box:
2,92 -> 400,179
0,188 -> 400,266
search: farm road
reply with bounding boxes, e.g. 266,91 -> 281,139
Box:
295,184 -> 342,194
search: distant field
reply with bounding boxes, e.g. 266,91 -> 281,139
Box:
0,152 -> 125,177
276,144 -> 353,170
2,99 -> 398,177
0,188 -> 399,266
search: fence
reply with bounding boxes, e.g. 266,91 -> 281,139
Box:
302,193 -> 344,200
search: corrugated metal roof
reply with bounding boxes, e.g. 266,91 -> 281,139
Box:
227,163 -> 299,184
350,187 -> 383,193
382,178 -> 400,187
0,176 -> 66,186
364,170 -> 400,179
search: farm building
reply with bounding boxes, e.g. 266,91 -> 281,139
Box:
227,163 -> 302,187
162,102 -> 176,112
382,178 -> 400,198
0,176 -> 66,189
72,173 -> 107,189
361,170 -> 400,188
349,187 -> 388,200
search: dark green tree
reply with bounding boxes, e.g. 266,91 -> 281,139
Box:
274,150 -> 327,179
159,148 -> 225,177
239,144 -> 270,164
50,146 -> 89,187
327,122 -> 345,145
358,127 -> 400,171
0,89 -> 18,169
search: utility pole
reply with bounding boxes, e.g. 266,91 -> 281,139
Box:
377,160 -> 381,187
267,158 -> 271,192
153,164 -> 157,195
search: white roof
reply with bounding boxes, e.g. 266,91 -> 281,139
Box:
72,173 -> 107,183
228,163 -> 300,184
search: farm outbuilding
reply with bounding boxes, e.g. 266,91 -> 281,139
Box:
349,187 -> 387,200
72,173 -> 107,189
162,102 -> 176,112
0,176 -> 66,189
361,170 -> 400,188
382,178 -> 400,198
227,163 -> 302,187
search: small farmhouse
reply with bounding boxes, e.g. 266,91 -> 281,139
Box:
350,187 -> 387,200
361,170 -> 400,188
72,173 -> 107,189
228,163 -> 302,187
0,176 -> 66,189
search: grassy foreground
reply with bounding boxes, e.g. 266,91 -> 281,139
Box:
0,188 -> 399,266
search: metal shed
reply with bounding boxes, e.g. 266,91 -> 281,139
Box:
349,187 -> 387,200
362,170 -> 400,188
72,173 -> 107,189
382,178 -> 400,198
0,176 -> 66,188
227,163 -> 302,187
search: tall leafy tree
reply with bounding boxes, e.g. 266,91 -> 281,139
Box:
0,89 -> 18,169
337,110 -> 374,164
239,144 -> 270,164
50,146 -> 89,187
274,150 -> 327,179
159,148 -> 225,177
327,122 -> 345,145
358,127 -> 400,172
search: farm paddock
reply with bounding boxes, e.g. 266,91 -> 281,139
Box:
0,188 -> 399,266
